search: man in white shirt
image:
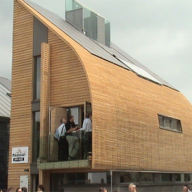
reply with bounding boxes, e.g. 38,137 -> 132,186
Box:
55,118 -> 68,161
55,118 -> 67,141
79,113 -> 92,159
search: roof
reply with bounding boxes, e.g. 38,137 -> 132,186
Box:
22,0 -> 175,90
0,77 -> 11,118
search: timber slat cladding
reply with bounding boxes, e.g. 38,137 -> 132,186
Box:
48,30 -> 90,107
8,1 -> 32,189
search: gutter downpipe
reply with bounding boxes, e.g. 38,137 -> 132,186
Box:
110,170 -> 113,192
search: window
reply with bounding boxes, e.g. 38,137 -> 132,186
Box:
161,174 -> 172,182
174,174 -> 181,182
140,173 -> 153,182
158,114 -> 182,132
120,172 -> 139,183
32,111 -> 40,162
184,174 -> 191,182
34,56 -> 41,100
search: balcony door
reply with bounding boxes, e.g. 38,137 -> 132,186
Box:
49,107 -> 67,161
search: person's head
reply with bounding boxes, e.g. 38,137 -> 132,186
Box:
60,118 -> 66,124
85,112 -> 92,120
99,188 -> 108,192
128,183 -> 136,192
16,188 -> 22,192
37,185 -> 45,192
21,187 -> 27,192
69,115 -> 74,122
7,188 -> 14,192
183,185 -> 188,192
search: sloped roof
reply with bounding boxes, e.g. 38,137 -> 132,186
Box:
0,77 -> 11,118
22,0 -> 175,90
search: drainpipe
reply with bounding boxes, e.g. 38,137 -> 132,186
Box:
110,170 -> 113,192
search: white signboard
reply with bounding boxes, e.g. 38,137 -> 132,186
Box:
12,147 -> 29,163
20,175 -> 29,189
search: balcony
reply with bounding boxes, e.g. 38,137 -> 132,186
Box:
36,103 -> 92,170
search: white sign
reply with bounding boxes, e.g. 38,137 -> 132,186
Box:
12,147 -> 28,163
20,175 -> 29,189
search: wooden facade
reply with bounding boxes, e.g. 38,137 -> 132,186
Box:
9,0 -> 192,190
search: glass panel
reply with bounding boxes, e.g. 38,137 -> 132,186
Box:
184,174 -> 191,182
158,115 -> 164,127
83,8 -> 97,41
77,173 -> 86,184
65,0 -> 83,12
34,56 -> 41,100
164,117 -> 171,129
68,107 -> 79,125
32,111 -> 40,162
119,59 -> 162,84
161,174 -> 172,182
105,20 -> 110,46
175,174 -> 181,182
88,172 -> 107,184
68,173 -> 76,184
120,172 -> 139,183
172,119 -> 181,131
154,174 -> 160,182
140,173 -> 153,182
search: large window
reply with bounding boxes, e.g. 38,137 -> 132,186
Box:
158,114 -> 182,132
32,111 -> 40,162
34,56 -> 41,100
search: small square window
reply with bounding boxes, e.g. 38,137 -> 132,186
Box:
184,174 -> 191,182
175,174 -> 181,182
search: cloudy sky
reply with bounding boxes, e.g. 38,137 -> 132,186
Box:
1,0 -> 192,104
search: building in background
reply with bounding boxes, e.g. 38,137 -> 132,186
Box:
8,0 -> 192,192
0,77 -> 11,189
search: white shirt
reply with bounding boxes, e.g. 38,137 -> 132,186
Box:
55,123 -> 66,140
80,118 -> 92,132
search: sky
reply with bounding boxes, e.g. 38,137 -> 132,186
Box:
0,0 -> 192,104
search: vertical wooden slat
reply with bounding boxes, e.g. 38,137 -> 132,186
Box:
39,43 -> 50,160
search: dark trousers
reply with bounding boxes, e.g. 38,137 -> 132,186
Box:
84,132 -> 92,159
58,136 -> 68,161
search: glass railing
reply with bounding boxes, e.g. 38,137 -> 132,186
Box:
48,130 -> 92,162
65,0 -> 83,12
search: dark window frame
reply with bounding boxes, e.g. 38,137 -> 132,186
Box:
32,111 -> 40,163
158,114 -> 182,133
33,55 -> 41,101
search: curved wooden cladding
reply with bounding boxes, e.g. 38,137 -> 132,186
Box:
80,53 -> 192,172
8,1 -> 33,189
40,43 -> 50,160
48,31 -> 90,107
16,0 -> 192,173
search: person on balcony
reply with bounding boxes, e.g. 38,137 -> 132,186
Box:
78,112 -> 92,159
55,118 -> 68,161
65,115 -> 79,160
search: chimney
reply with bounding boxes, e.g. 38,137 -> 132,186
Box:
65,0 -> 111,47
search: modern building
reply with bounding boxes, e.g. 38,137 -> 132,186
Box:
8,0 -> 192,191
0,77 -> 11,189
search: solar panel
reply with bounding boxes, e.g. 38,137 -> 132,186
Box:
119,59 -> 162,84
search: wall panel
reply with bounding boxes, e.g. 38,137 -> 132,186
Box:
8,1 -> 33,189
48,31 -> 90,107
